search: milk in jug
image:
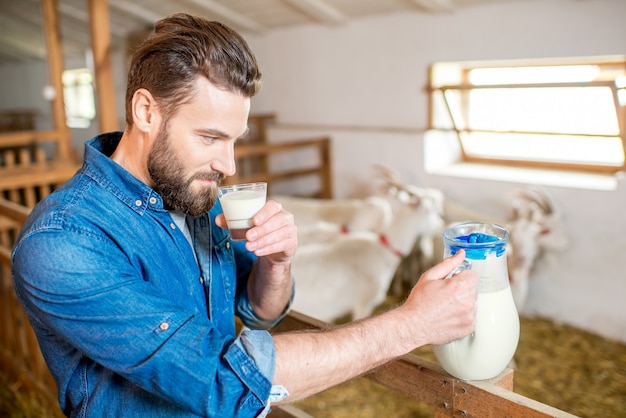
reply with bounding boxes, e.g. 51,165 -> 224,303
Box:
432,222 -> 520,380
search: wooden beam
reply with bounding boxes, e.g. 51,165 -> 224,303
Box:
88,0 -> 119,133
40,0 -> 72,161
184,0 -> 266,33
281,0 -> 346,25
108,0 -> 163,26
0,15 -> 47,59
0,199 -> 30,225
410,0 -> 454,13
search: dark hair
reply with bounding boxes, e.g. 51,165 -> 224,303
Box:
125,13 -> 262,126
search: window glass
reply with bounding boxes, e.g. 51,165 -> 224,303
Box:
429,56 -> 626,173
62,68 -> 96,128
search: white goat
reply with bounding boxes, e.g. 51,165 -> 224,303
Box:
506,188 -> 568,309
275,194 -> 394,245
287,172 -> 445,323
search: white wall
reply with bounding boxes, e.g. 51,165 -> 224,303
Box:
247,0 -> 626,342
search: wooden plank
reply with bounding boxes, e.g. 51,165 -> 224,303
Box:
368,354 -> 455,414
88,0 -> 119,132
269,405 -> 315,418
317,139 -> 332,198
227,138 -> 333,198
0,130 -> 66,148
0,246 -> 11,266
0,163 -> 79,190
456,379 -> 577,418
24,186 -> 37,208
0,264 -> 10,347
234,138 -> 330,158
41,0 -> 72,161
0,225 -> 13,347
0,198 -> 31,224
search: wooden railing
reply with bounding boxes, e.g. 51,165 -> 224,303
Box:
0,130 -> 79,208
0,110 -> 36,133
0,129 -> 74,163
225,137 -> 333,199
0,199 -> 58,406
0,129 -> 78,412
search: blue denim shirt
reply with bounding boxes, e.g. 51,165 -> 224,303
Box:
11,132 -> 290,417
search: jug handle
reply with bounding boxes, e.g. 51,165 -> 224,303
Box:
445,259 -> 472,279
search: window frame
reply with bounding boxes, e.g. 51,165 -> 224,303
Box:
427,56 -> 626,174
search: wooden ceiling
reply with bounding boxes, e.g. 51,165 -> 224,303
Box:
0,0 -> 539,65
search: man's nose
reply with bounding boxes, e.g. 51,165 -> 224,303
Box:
213,143 -> 236,177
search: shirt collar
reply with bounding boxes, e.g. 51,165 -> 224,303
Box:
82,132 -> 164,215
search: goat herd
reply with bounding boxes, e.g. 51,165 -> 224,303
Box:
273,165 -> 567,324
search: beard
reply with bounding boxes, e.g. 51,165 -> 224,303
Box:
147,122 -> 224,216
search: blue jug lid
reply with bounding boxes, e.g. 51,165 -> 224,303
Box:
443,222 -> 509,260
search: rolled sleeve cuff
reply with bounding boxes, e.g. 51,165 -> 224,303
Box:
233,330 -> 289,417
236,277 -> 295,330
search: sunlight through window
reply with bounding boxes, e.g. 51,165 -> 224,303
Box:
429,56 -> 626,173
62,68 -> 96,129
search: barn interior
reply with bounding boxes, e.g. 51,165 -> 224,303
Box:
0,0 -> 624,417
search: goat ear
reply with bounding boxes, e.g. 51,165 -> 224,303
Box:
410,196 -> 422,208
396,189 -> 411,203
374,164 -> 404,188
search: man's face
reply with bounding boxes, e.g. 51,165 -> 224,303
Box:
147,77 -> 250,216
147,121 -> 222,216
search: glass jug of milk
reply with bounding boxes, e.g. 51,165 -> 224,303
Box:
432,221 -> 520,380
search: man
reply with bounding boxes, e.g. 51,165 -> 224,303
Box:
12,13 -> 478,417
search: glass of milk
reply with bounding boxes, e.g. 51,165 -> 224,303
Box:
218,182 -> 267,241
432,221 -> 520,381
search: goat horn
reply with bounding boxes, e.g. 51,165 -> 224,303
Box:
509,188 -> 554,216
373,164 -> 405,188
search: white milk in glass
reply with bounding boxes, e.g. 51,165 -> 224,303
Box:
432,222 -> 520,381
219,187 -> 266,240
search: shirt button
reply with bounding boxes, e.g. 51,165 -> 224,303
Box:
159,322 -> 169,331
169,223 -> 176,230
149,197 -> 157,204
226,242 -> 231,249
135,199 -> 142,207
199,277 -> 204,284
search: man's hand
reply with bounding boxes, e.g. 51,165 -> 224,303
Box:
401,250 -> 479,346
216,199 -> 297,321
216,199 -> 298,261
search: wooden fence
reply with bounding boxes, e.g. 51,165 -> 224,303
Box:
225,137 -> 333,199
0,199 -> 58,406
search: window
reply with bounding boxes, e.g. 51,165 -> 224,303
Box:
62,68 -> 96,128
428,56 -> 626,174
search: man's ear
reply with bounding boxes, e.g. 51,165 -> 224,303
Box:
131,88 -> 159,133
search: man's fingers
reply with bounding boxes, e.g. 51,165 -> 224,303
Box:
422,249 -> 467,281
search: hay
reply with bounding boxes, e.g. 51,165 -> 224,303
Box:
0,371 -> 63,418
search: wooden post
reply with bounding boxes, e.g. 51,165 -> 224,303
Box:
40,0 -> 72,161
318,138 -> 332,198
88,0 -> 119,133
